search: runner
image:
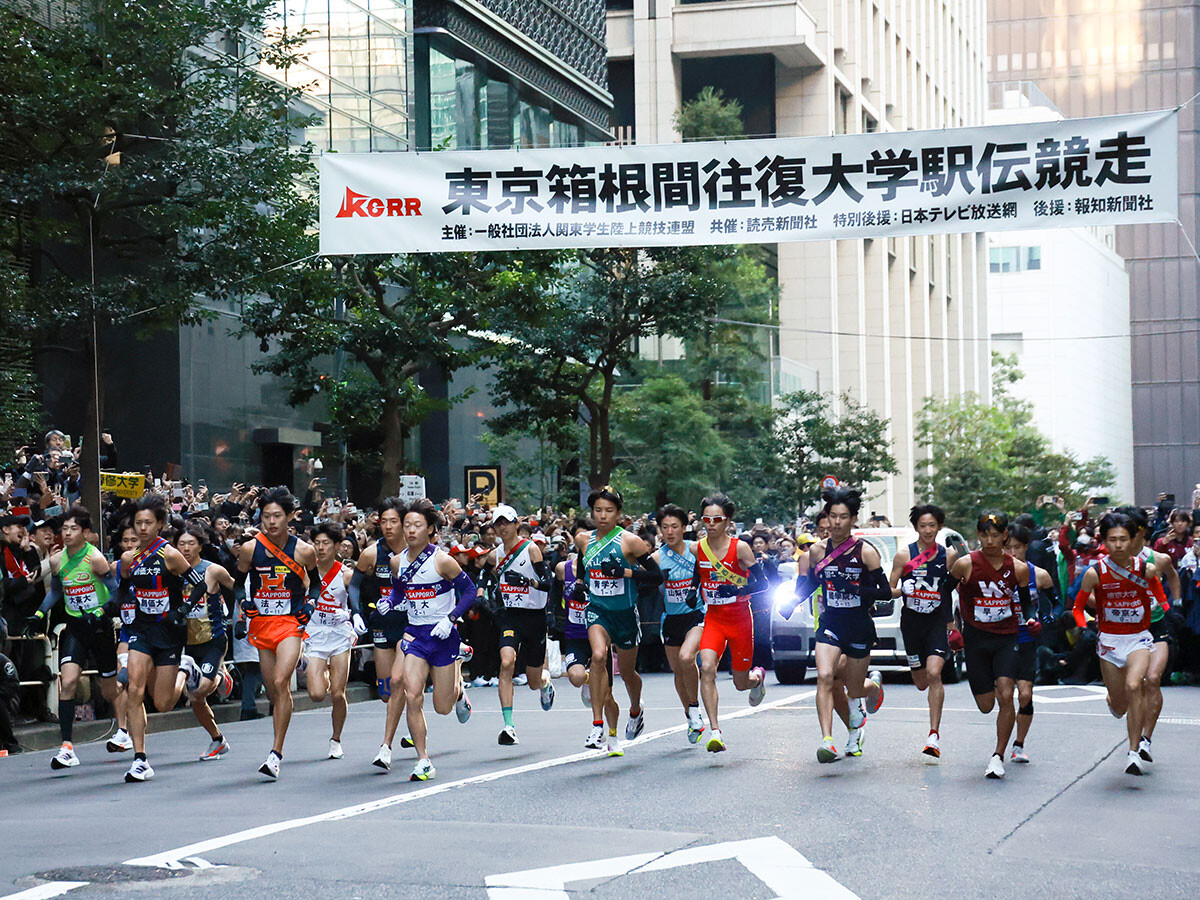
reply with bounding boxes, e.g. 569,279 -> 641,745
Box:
485,504 -> 554,746
352,498 -> 411,771
575,486 -> 661,757
784,486 -> 885,763
107,521 -> 139,753
1005,523 -> 1056,765
173,525 -> 236,762
235,487 -> 321,779
394,499 -> 475,781
25,507 -> 120,771
116,494 -> 210,782
941,511 -> 1038,780
653,503 -> 706,744
1072,512 -> 1161,775
553,528 -> 618,747
889,503 -> 958,761
694,492 -> 768,754
305,523 -> 366,760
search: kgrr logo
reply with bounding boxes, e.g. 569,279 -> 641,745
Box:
336,187 -> 422,218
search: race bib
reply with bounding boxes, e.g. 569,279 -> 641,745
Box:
974,599 -> 1013,623
664,577 -> 693,607
120,601 -> 136,625
589,570 -> 622,597
64,583 -> 98,614
824,590 -> 861,609
256,566 -> 293,615
137,587 -> 170,616
567,592 -> 587,625
1105,605 -> 1145,624
500,583 -> 541,610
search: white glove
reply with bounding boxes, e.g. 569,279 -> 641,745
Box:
900,578 -> 917,597
431,617 -> 454,640
352,613 -> 367,635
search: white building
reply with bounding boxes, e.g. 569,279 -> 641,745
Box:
607,0 -> 992,518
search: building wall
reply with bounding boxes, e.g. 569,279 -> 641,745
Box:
988,227 -> 1135,501
989,0 -> 1200,503
609,0 -> 991,519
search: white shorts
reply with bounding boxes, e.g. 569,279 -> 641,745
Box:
303,625 -> 355,660
1096,630 -> 1153,669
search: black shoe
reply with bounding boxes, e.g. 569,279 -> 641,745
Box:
239,709 -> 265,721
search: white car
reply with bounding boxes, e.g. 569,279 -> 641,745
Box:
769,527 -> 969,683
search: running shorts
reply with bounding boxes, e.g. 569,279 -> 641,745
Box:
497,607 -> 548,669
304,624 -> 356,660
1097,630 -> 1154,669
962,623 -> 1019,695
126,620 -> 186,668
1014,640 -> 1037,683
699,602 -> 754,671
585,605 -> 641,651
248,614 -> 303,653
1149,616 -> 1171,644
400,623 -> 461,668
562,638 -> 591,671
661,609 -> 705,648
815,609 -> 876,660
900,610 -> 948,669
187,637 -> 226,680
371,608 -> 408,651
59,619 -> 119,678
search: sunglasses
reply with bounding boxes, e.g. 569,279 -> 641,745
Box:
701,515 -> 726,525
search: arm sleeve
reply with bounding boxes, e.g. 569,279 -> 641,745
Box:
1073,589 -> 1092,629
795,569 -> 817,601
1017,579 -> 1033,619
631,553 -> 663,587
938,574 -> 960,610
531,558 -> 553,593
745,561 -> 770,598
306,567 -> 322,602
37,574 -> 63,616
1149,576 -> 1169,610
348,568 -> 364,614
861,567 -> 892,604
449,571 -> 478,620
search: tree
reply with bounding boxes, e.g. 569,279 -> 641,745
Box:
0,1 -> 317,517
914,353 -> 1117,531
674,86 -> 745,141
610,375 -> 731,510
241,251 -> 562,499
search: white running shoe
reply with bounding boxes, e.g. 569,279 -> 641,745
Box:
540,680 -> 555,711
625,710 -> 645,741
106,729 -> 132,753
1010,744 -> 1030,764
706,729 -> 726,753
456,643 -> 474,662
985,754 -> 1005,779
498,725 -> 519,746
817,736 -> 840,764
922,732 -> 941,760
606,735 -> 624,757
124,758 -> 154,782
469,675 -> 489,688
867,670 -> 885,714
686,709 -> 705,744
514,673 -> 528,686
410,758 -> 436,781
179,654 -> 202,695
372,743 -> 392,770
844,724 -> 865,757
1138,736 -> 1153,763
51,742 -> 79,770
328,739 -> 344,760
1125,750 -> 1146,776
848,699 -> 867,730
585,723 -> 605,749
259,751 -> 281,779
399,736 -> 415,749
580,681 -> 591,707
198,737 -> 230,761
455,691 -> 472,724
748,667 -> 766,706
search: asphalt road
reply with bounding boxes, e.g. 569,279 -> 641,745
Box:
2,673 -> 1198,899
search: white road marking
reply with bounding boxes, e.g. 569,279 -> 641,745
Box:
485,836 -> 859,900
0,884 -> 88,900
118,689 -> 815,869
1156,716 -> 1200,726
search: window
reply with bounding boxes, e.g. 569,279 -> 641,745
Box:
989,246 -> 1042,273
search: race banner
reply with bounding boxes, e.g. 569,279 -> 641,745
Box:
100,472 -> 145,499
319,109 -> 1178,255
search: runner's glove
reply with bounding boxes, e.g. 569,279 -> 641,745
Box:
570,581 -> 588,604
504,572 -> 532,588
1025,617 -> 1043,638
431,616 -> 454,640
234,618 -> 248,640
715,583 -> 741,598
685,589 -> 700,609
352,613 -> 368,635
24,610 -> 46,636
165,606 -> 189,629
598,560 -> 625,577
295,602 -> 314,627
241,599 -> 260,618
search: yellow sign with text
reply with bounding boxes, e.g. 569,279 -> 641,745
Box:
100,472 -> 146,499
464,466 -> 502,507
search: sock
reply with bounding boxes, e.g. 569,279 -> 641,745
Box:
929,729 -> 938,736
609,727 -> 617,736
630,706 -> 641,718
593,719 -> 603,727
271,750 -> 282,760
502,706 -> 514,728
212,733 -> 223,743
135,752 -> 147,762
59,699 -> 76,743
1013,740 -> 1024,748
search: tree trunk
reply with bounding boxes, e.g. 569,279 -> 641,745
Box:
592,369 -> 616,488
82,320 -> 103,549
379,393 -> 406,502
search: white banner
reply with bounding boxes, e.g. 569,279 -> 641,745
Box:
319,109 -> 1178,255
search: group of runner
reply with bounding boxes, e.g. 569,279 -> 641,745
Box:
24,483 -> 1175,783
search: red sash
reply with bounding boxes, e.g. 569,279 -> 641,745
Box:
255,533 -> 306,581
814,537 -> 857,576
902,543 -> 939,577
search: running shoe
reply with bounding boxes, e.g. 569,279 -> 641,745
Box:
686,710 -> 705,745
585,724 -> 605,749
410,758 -> 436,782
179,654 -> 202,695
817,736 -> 840,764
106,729 -> 132,753
198,737 -> 230,761
457,643 -> 474,662
455,691 -> 472,724
625,710 -> 645,741
985,754 -> 1005,779
848,698 -> 867,731
580,681 -> 591,707
922,732 -> 941,760
867,670 -> 885,714
748,667 -> 767,707
706,729 -> 726,753
51,742 -> 79,770
845,724 -> 865,757
216,669 -> 234,702
469,675 -> 489,688
1010,744 -> 1030,764
498,725 -> 519,746
540,679 -> 555,711
514,673 -> 528,686
328,739 -> 344,760
399,736 -> 415,749
259,751 -> 281,779
1124,750 -> 1146,776
124,758 -> 154,782
1138,736 -> 1153,763
606,735 -> 624,757
372,743 -> 392,770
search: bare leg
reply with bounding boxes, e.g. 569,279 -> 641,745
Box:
189,677 -> 221,740
382,649 -> 407,747
259,637 -> 302,755
403,655 -> 433,759
1014,679 -> 1034,746
616,646 -> 642,716
305,656 -> 330,703
815,643 -> 844,739
993,678 -> 1016,757
925,656 -> 945,735
1142,641 -> 1169,740
587,625 -> 614,727
328,651 -> 351,742
125,651 -> 153,754
698,648 -> 721,732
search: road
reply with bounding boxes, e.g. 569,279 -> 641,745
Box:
1,673 -> 1197,899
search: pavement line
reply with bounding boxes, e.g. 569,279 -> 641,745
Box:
0,883 -> 88,900
120,689 -> 816,869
